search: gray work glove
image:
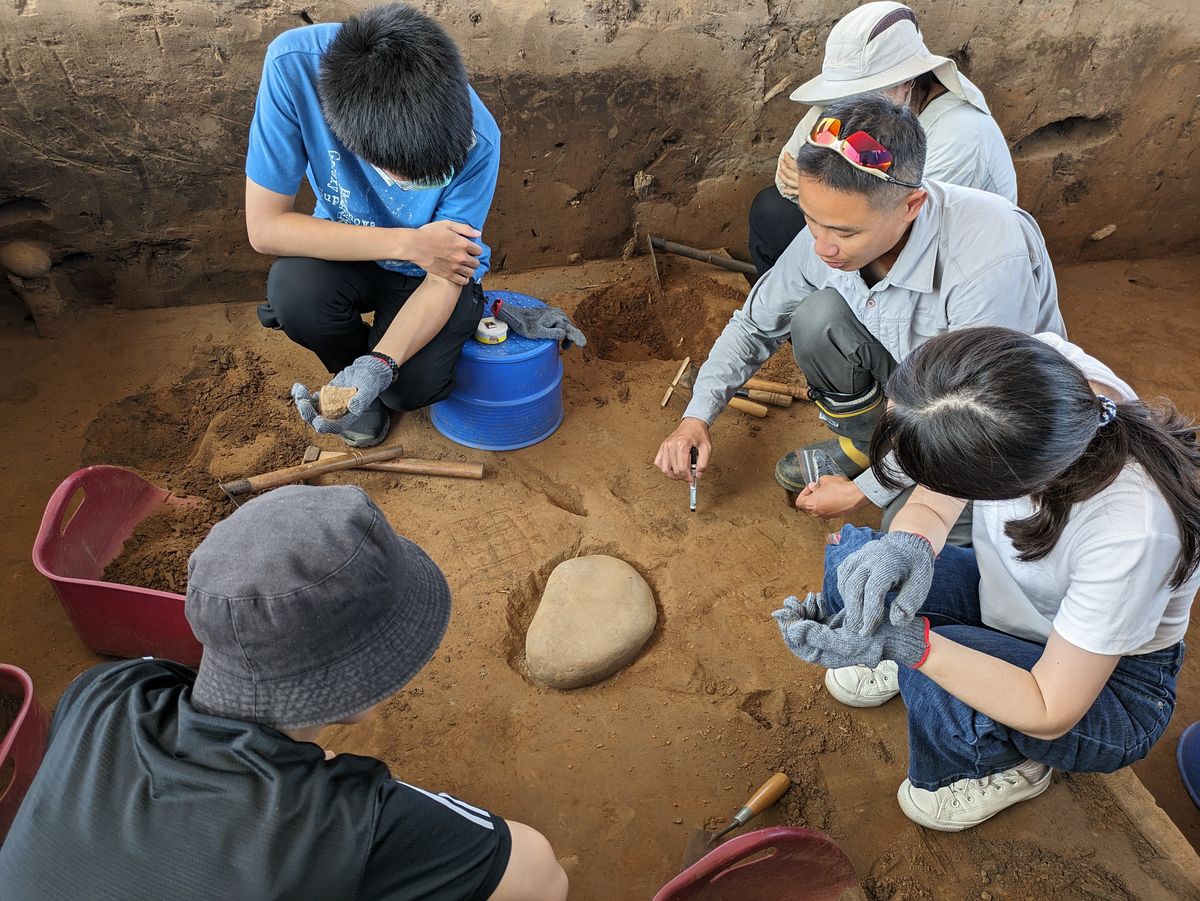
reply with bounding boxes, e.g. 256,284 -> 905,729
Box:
773,593 -> 930,669
496,304 -> 586,349
291,354 -> 394,436
836,531 -> 935,636
771,592 -> 844,631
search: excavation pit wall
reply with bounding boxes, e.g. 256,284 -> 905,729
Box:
1,0 -> 1199,313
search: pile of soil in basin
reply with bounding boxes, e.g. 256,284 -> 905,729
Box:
0,690 -> 22,796
102,499 -> 224,595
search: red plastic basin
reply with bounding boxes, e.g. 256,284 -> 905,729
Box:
32,466 -> 202,665
0,664 -> 50,843
653,826 -> 862,901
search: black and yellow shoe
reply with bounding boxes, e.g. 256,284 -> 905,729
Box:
776,439 -> 868,507
775,440 -> 864,490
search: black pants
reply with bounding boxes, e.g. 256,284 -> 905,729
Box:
746,184 -> 807,283
259,257 -> 484,411
789,287 -> 973,545
789,288 -> 897,403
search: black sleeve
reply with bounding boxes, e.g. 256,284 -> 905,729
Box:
358,778 -> 513,901
48,661 -> 142,738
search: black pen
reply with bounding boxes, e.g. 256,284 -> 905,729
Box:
689,447 -> 698,512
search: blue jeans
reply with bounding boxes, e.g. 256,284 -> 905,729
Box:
822,526 -> 1185,790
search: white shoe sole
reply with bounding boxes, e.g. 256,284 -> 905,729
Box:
897,769 -> 1053,832
823,668 -> 900,708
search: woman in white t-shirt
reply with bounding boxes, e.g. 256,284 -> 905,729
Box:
774,326 -> 1200,831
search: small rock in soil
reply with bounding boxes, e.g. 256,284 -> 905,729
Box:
525,555 -> 656,689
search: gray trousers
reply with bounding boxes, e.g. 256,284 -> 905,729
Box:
789,288 -> 972,547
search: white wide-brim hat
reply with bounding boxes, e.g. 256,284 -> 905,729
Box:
791,2 -> 988,114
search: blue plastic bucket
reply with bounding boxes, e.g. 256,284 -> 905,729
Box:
431,291 -> 564,451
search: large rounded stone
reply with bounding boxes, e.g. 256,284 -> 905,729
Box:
0,241 -> 51,279
525,555 -> 656,689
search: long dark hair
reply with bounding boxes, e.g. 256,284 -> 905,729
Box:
870,327 -> 1200,587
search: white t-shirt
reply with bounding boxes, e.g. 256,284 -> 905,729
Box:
972,333 -> 1199,656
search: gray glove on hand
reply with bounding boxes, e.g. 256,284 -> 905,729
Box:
496,304 -> 587,349
773,592 -> 930,669
771,592 -> 843,630
836,531 -> 935,636
291,354 -> 394,436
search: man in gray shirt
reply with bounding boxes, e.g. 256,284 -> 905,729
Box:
654,93 -> 1064,528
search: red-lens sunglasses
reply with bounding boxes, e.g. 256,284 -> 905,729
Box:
807,117 -> 923,190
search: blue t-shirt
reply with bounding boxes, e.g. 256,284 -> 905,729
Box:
245,23 -> 501,278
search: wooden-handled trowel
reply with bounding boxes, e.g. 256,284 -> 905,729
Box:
681,772 -> 792,869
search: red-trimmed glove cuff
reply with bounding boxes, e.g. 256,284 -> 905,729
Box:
910,617 -> 932,669
903,530 -> 938,560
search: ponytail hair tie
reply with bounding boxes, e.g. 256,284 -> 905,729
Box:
1097,395 -> 1118,427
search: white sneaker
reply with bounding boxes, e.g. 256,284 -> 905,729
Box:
823,661 -> 900,707
897,763 -> 1053,832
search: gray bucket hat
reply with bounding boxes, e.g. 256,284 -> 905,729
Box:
791,1 -> 989,114
185,485 -> 451,730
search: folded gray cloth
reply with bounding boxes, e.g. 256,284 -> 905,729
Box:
496,303 -> 586,349
836,531 -> 935,636
773,592 -> 929,669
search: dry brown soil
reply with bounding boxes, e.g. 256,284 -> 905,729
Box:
1,255 -> 1199,899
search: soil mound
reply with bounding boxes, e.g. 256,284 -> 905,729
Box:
84,343 -> 309,590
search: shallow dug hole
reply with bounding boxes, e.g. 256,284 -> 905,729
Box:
574,272 -> 747,363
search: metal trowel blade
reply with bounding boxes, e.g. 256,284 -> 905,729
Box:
681,828 -> 714,869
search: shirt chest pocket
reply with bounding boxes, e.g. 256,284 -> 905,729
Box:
911,306 -> 948,340
872,294 -> 945,358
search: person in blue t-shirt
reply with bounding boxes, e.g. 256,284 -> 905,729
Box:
245,3 -> 501,447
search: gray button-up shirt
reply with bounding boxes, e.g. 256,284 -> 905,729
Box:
684,180 -> 1066,504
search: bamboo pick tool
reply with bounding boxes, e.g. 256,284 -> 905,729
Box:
661,357 -> 769,418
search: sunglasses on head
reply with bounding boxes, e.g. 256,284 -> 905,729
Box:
806,118 -> 923,190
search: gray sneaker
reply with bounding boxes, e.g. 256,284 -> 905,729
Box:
338,398 -> 392,448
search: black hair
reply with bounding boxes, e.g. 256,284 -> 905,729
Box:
911,71 -> 937,105
318,3 -> 473,183
870,327 -> 1200,588
794,92 -> 926,208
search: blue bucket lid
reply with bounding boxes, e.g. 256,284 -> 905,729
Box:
463,291 -> 557,363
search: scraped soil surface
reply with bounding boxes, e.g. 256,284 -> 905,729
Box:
2,256 -> 1199,899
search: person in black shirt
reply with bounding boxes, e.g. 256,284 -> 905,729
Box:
0,485 -> 568,901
